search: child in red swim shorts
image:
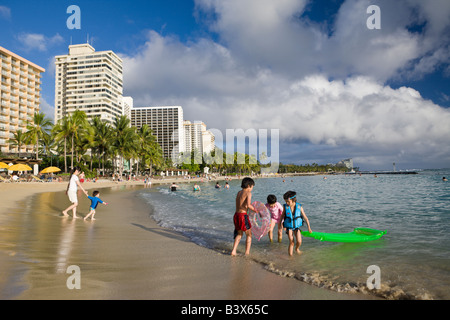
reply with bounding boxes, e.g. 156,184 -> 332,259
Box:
231,177 -> 258,256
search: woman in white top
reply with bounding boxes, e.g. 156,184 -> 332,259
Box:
62,167 -> 88,218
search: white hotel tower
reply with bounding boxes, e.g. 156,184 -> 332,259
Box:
131,106 -> 185,160
54,44 -> 123,125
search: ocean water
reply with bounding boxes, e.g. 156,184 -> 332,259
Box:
138,169 -> 450,300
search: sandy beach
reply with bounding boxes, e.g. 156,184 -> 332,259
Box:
0,177 -> 375,300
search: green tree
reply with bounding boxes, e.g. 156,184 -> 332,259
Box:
91,117 -> 113,176
134,124 -> 158,176
53,116 -> 72,173
24,112 -> 53,160
112,115 -> 137,177
8,129 -> 27,158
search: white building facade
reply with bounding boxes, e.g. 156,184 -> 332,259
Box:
130,106 -> 185,160
184,120 -> 215,155
54,44 -> 123,125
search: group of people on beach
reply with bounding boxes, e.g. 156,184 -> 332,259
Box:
61,168 -> 311,256
62,167 -> 107,221
231,177 -> 313,257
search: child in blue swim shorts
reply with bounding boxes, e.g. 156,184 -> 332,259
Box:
84,190 -> 108,221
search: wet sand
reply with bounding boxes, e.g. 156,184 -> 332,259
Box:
0,180 -> 375,300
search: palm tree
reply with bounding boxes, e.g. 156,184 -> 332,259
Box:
79,123 -> 96,170
24,112 -> 53,160
41,131 -> 57,164
144,138 -> 163,176
112,115 -> 137,177
8,129 -> 27,158
53,116 -> 73,173
69,110 -> 89,168
134,124 -> 158,176
91,117 -> 112,176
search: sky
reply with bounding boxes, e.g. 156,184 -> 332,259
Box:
1,0 -> 449,170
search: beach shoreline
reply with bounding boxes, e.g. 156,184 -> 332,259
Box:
0,177 -> 378,300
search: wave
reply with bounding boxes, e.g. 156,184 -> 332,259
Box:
262,262 -> 433,300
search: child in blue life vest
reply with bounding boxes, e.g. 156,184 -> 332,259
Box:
281,191 -> 312,256
84,190 -> 108,221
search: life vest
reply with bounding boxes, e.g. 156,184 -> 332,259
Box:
283,203 -> 303,229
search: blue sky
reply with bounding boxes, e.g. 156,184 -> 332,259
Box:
1,0 -> 449,170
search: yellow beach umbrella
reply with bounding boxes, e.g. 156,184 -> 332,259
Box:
0,162 -> 9,169
8,164 -> 32,171
40,166 -> 61,174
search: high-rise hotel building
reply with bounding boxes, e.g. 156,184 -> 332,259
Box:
184,120 -> 215,155
54,44 -> 123,125
131,106 -> 185,160
0,46 -> 45,154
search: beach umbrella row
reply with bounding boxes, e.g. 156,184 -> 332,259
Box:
0,163 -> 61,173
0,162 -> 32,171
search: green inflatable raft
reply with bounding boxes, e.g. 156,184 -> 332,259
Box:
301,228 -> 387,243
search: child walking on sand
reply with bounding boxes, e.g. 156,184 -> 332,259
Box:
281,191 -> 312,256
231,177 -> 258,256
266,194 -> 284,243
84,190 -> 108,221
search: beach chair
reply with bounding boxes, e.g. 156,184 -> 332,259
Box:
0,175 -> 11,183
31,175 -> 44,183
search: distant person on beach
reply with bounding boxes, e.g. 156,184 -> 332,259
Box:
231,177 -> 258,256
225,182 -> 230,189
170,182 -> 179,191
193,183 -> 201,191
215,182 -> 221,189
145,176 -> 152,188
265,194 -> 283,243
62,167 -> 88,219
281,191 -> 312,256
84,190 -> 108,221
443,177 -> 448,181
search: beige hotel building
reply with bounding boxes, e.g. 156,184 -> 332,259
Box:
54,43 -> 123,125
0,46 -> 45,155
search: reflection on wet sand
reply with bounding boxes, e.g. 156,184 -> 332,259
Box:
56,218 -> 76,274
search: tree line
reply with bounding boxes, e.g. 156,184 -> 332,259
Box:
7,111 -> 163,178
5,111 -> 350,177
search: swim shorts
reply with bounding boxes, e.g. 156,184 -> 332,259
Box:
233,212 -> 251,238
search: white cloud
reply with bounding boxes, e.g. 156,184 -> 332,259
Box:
196,0 -> 450,82
17,33 -> 64,52
0,5 -> 11,19
121,0 -> 450,168
38,97 -> 54,121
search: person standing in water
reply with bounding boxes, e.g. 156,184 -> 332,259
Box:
231,177 -> 258,256
62,167 -> 88,219
281,191 -> 312,256
170,182 -> 179,191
